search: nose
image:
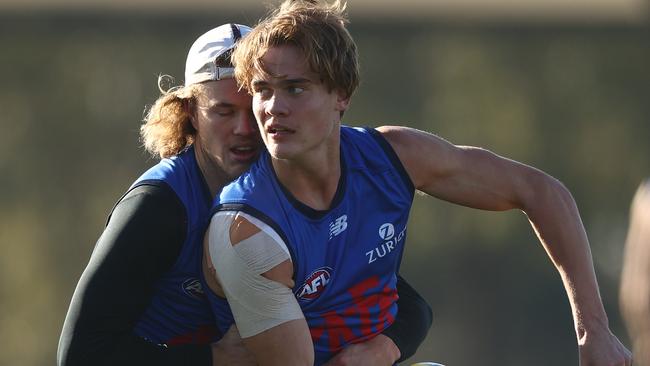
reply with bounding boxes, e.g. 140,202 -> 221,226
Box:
265,93 -> 289,117
233,110 -> 257,136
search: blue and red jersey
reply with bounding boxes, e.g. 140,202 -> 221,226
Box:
131,146 -> 233,346
214,126 -> 415,364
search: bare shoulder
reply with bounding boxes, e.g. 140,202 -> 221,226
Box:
375,125 -> 460,189
375,125 -> 455,158
229,213 -> 294,288
376,124 -> 443,139
375,125 -> 421,145
230,213 -> 262,245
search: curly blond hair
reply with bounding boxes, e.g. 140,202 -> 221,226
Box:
140,75 -> 205,158
232,0 -> 359,99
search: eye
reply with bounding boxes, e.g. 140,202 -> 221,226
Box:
254,86 -> 273,100
214,108 -> 233,117
288,86 -> 304,95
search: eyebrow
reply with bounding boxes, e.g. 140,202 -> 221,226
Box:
252,78 -> 313,88
205,101 -> 236,109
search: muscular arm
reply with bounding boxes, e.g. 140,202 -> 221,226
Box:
57,184 -> 212,366
378,125 -> 630,365
204,212 -> 312,366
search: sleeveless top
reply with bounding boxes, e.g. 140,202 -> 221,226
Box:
214,126 -> 415,364
132,146 -> 232,345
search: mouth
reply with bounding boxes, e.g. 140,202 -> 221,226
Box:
267,124 -> 295,136
230,144 -> 259,162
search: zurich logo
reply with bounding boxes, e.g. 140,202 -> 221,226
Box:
182,278 -> 205,299
296,267 -> 332,301
378,223 -> 395,240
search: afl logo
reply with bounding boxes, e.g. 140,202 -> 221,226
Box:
296,267 -> 332,301
182,278 -> 205,299
379,223 -> 395,240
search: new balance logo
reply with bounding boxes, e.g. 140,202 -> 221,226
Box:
329,215 -> 348,239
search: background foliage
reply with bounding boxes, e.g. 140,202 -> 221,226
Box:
0,11 -> 648,366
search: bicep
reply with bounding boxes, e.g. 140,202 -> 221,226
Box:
204,212 -> 313,365
379,125 -> 542,211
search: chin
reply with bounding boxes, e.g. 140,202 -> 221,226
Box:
268,152 -> 291,161
267,146 -> 297,161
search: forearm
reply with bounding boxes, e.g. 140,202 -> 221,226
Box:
522,175 -> 608,338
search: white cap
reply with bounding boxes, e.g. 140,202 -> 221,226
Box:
184,23 -> 252,86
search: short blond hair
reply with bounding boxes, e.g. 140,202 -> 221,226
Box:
232,0 -> 359,99
140,76 -> 204,158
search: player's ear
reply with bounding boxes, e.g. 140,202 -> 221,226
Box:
185,97 -> 199,130
335,89 -> 351,113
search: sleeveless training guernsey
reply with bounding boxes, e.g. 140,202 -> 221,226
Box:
213,126 -> 415,364
131,146 -> 232,345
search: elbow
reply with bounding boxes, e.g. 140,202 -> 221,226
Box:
519,170 -> 575,215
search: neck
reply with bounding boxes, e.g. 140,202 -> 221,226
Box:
272,143 -> 341,211
193,145 -> 230,198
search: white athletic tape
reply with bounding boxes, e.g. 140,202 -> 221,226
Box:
207,212 -> 304,338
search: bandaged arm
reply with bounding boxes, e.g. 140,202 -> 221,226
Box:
204,211 -> 313,366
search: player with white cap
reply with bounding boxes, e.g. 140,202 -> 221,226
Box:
59,22 -> 432,366
59,23 -> 261,366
